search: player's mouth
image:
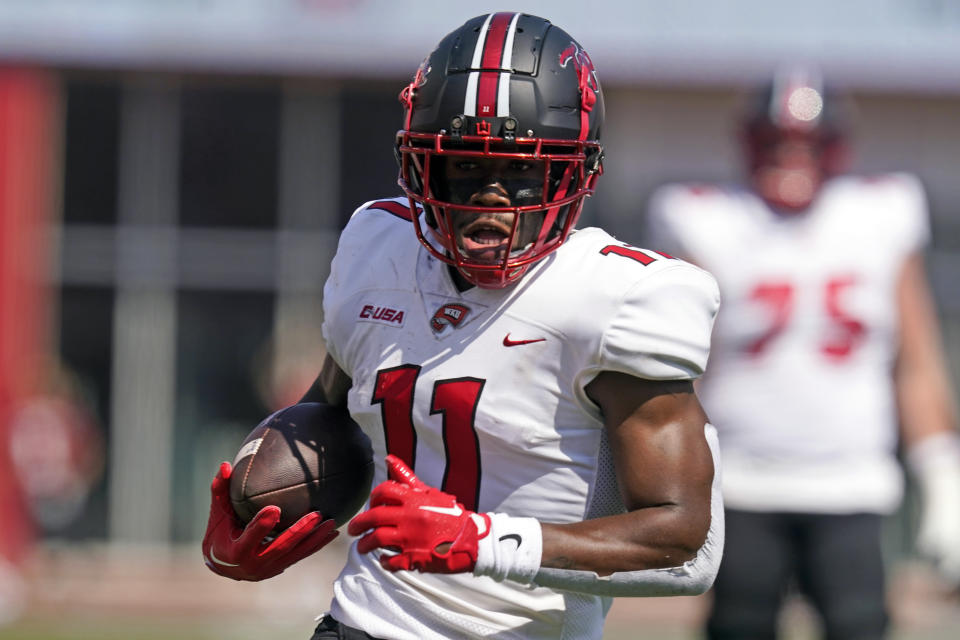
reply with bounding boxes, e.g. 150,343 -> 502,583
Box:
457,216 -> 514,262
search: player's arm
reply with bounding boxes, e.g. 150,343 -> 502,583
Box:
523,372 -> 721,596
298,353 -> 352,408
895,252 -> 960,585
201,354 -> 351,582
538,372 -> 714,575
349,372 -> 722,596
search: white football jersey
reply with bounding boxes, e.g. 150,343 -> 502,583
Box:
647,174 -> 930,514
321,197 -> 719,640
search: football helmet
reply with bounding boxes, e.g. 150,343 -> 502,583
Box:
741,64 -> 851,212
396,12 -> 604,288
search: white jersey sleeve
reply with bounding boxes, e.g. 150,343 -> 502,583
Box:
645,182 -> 745,265
863,172 -> 930,255
600,263 -> 720,381
321,199 -> 420,377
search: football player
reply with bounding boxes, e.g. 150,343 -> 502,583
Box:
202,12 -> 725,640
647,64 -> 960,639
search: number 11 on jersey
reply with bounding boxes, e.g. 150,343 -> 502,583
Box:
372,365 -> 485,511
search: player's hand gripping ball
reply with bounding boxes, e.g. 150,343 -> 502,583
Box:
202,461 -> 339,581
349,454 -> 491,573
229,402 -> 374,530
202,402 -> 374,581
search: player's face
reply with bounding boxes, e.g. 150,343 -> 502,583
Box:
751,136 -> 824,212
440,155 -> 546,263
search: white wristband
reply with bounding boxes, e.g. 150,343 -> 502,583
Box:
474,513 -> 542,584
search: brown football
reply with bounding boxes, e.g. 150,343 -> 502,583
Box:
229,402 -> 374,530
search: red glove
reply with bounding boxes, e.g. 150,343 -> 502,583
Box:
348,454 -> 490,573
201,461 -> 339,581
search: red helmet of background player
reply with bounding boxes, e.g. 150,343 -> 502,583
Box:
742,64 -> 851,213
396,12 -> 604,289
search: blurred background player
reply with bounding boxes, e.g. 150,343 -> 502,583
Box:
647,64 -> 960,639
203,11 -> 725,640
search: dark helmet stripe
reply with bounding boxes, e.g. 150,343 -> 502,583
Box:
464,12 -> 520,119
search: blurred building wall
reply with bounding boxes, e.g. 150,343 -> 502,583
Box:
39,75 -> 960,546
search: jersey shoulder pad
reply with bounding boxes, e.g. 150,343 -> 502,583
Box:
606,257 -> 720,380
562,228 -> 678,274
561,229 -> 720,380
826,173 -> 929,251
829,172 -> 925,201
673,182 -> 728,198
322,197 -> 422,366
563,227 -> 692,278
359,198 -> 421,222
645,182 -> 746,260
649,182 -> 741,213
335,197 -> 421,254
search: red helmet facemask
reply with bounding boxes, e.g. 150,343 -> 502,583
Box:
397,130 -> 602,288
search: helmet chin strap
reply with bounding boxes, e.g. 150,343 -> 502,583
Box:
449,264 -> 475,292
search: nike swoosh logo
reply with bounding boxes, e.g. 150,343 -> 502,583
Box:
503,334 -> 546,347
419,504 -> 464,517
499,533 -> 522,548
208,549 -> 239,567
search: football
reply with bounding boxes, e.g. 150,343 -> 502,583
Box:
229,402 -> 374,530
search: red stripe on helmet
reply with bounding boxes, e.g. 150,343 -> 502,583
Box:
558,42 -> 599,140
536,164 -> 576,246
475,12 -> 513,120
